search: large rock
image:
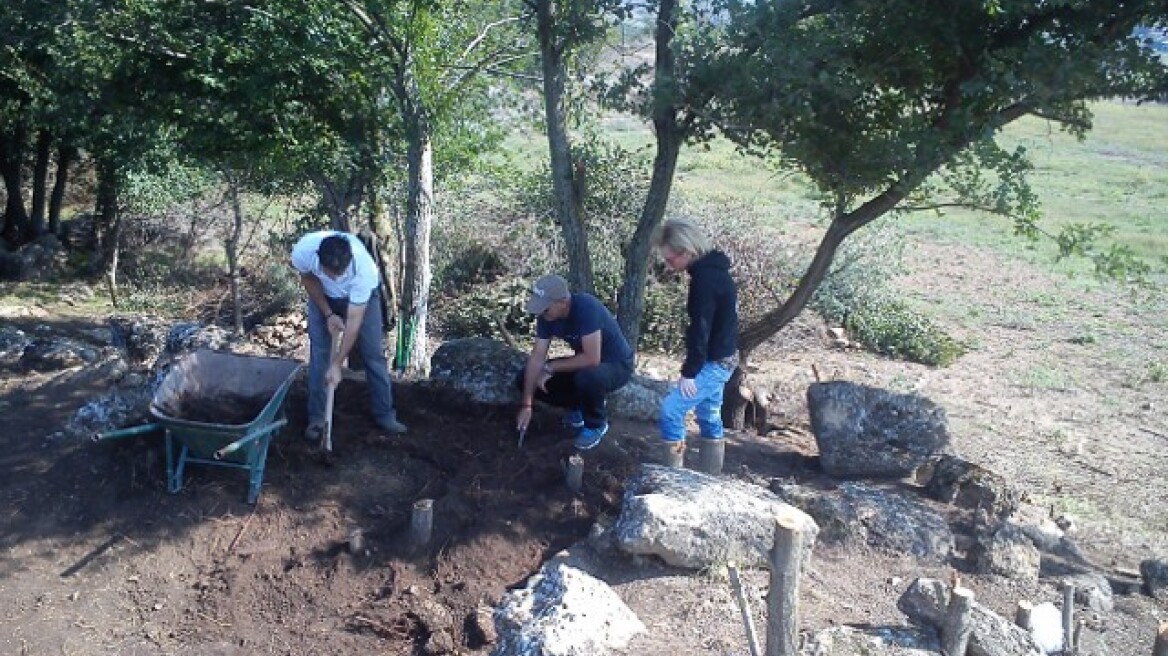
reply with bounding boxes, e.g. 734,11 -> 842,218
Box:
429,337 -> 669,420
921,455 -> 1021,520
0,326 -> 30,368
804,626 -> 939,656
18,337 -> 99,372
430,337 -> 527,405
970,521 -> 1041,582
773,482 -> 954,560
613,464 -> 818,570
807,381 -> 951,479
492,561 -> 644,656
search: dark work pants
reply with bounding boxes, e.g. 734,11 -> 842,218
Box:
516,358 -> 634,429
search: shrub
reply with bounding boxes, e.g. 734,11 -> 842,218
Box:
843,298 -> 966,366
811,226 -> 966,366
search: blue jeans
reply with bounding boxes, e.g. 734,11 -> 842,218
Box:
659,361 -> 735,442
514,358 -> 633,429
306,292 -> 396,425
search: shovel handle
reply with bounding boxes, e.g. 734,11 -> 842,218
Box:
322,330 -> 342,452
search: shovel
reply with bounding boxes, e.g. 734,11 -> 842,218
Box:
322,330 -> 342,453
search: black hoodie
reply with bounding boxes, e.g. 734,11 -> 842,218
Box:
682,250 -> 739,378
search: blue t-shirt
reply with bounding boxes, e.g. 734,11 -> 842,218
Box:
536,293 -> 634,365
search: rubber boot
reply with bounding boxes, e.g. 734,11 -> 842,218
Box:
697,437 -> 725,475
658,439 -> 685,468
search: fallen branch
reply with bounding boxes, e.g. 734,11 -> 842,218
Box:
227,504 -> 258,554
1139,426 -> 1168,441
494,314 -> 519,351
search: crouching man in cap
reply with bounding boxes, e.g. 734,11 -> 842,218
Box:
516,274 -> 635,450
291,230 -> 406,444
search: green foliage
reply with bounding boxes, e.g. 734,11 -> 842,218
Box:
437,277 -> 534,342
811,227 -> 967,367
438,241 -> 506,294
637,276 -> 687,353
122,159 -> 218,216
843,298 -> 967,367
1148,361 -> 1167,384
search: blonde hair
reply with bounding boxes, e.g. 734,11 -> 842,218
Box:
652,218 -> 712,258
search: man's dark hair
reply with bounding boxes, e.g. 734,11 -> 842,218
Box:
318,235 -> 353,273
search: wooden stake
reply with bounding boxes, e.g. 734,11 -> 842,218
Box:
941,586 -> 975,656
728,562 -> 762,656
410,499 -> 434,548
1062,583 -> 1075,654
766,509 -> 807,656
1014,600 -> 1033,630
565,455 -> 584,493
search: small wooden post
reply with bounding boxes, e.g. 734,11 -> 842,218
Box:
727,562 -> 761,656
1152,619 -> 1168,656
410,499 -> 433,548
941,586 -> 975,656
765,509 -> 807,656
698,437 -> 725,475
565,455 -> 584,493
1014,600 -> 1034,630
1062,583 -> 1076,654
348,527 -> 365,554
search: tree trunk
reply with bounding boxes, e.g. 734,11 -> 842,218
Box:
226,179 -> 245,335
617,0 -> 682,350
0,128 -> 30,244
365,187 -> 396,332
723,355 -> 750,430
29,129 -> 51,237
94,158 -> 121,281
399,68 -> 434,376
48,145 -> 75,236
535,0 -> 594,293
310,172 -> 366,232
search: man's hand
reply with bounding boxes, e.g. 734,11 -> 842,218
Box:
325,362 -> 343,389
516,406 -> 533,432
326,313 -> 344,336
678,376 -> 697,398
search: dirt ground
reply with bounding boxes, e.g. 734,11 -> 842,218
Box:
1,238 -> 1166,656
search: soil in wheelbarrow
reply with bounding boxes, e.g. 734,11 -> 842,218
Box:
5,375 -> 658,655
165,392 -> 270,425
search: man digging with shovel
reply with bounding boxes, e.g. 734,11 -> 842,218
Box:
292,231 -> 407,451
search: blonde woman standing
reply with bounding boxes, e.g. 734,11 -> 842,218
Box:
651,219 -> 739,461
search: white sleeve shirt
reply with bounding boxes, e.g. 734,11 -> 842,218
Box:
290,231 -> 380,304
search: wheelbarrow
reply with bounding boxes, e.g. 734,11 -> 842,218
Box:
96,349 -> 302,504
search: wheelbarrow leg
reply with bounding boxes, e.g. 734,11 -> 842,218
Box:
246,434 -> 275,505
166,430 -> 189,495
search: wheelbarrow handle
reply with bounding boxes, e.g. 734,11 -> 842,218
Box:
93,423 -> 163,442
214,419 -> 289,460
